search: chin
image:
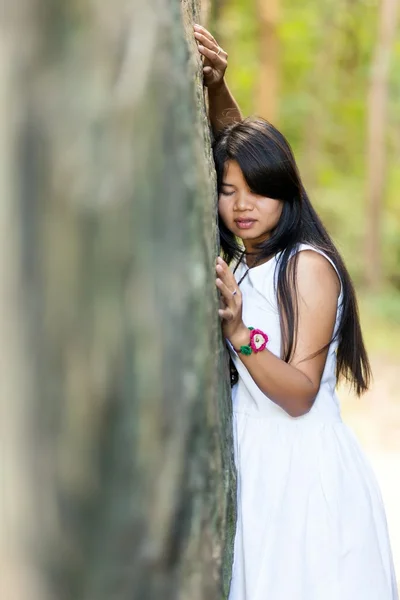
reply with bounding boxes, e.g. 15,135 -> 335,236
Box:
236,230 -> 260,240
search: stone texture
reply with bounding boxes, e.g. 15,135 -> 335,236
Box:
0,1 -> 235,599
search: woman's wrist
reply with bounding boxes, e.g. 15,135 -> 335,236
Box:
230,326 -> 270,355
228,323 -> 251,350
207,78 -> 227,95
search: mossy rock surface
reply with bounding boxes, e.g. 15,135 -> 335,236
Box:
1,1 -> 235,599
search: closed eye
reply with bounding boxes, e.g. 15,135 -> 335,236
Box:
221,189 -> 234,196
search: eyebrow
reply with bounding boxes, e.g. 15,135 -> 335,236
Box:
221,182 -> 235,187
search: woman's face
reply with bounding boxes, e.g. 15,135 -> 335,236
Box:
218,160 -> 283,249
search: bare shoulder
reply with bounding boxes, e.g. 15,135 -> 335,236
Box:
295,249 -> 341,303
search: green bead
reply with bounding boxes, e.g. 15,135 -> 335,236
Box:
248,326 -> 254,331
240,345 -> 252,355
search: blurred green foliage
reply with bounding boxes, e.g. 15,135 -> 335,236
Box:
212,0 -> 400,356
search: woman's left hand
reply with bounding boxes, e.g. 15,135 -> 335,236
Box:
193,24 -> 228,89
215,257 -> 248,345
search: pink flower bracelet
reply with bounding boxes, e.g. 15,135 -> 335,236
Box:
235,327 -> 269,355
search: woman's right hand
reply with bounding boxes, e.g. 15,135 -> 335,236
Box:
193,24 -> 228,89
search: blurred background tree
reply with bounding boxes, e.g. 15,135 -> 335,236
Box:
366,0 -> 398,289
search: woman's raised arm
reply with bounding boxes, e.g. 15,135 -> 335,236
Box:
193,24 -> 242,134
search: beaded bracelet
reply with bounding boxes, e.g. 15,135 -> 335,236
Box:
235,327 -> 269,355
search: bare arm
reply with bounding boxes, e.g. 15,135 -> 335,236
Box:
193,24 -> 242,134
216,251 -> 340,417
207,80 -> 242,134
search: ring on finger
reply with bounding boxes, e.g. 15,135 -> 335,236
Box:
216,47 -> 222,56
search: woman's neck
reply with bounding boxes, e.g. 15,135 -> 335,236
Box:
245,252 -> 275,269
243,234 -> 272,268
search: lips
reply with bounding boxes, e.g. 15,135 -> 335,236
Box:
235,218 -> 256,230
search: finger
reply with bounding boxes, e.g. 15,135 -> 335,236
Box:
216,278 -> 238,306
217,256 -> 228,267
193,24 -> 218,46
197,44 -> 226,65
216,261 -> 238,289
218,307 -> 234,321
219,293 -> 227,308
194,31 -> 225,56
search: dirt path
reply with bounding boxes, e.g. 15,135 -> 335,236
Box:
340,358 -> 400,591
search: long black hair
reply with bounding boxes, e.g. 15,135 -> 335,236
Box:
213,117 -> 371,395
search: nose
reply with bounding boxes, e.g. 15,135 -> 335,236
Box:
234,191 -> 254,212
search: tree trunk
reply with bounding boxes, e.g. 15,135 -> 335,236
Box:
209,0 -> 228,39
365,0 -> 398,289
0,1 -> 235,599
200,0 -> 212,26
300,1 -> 336,191
256,0 -> 280,123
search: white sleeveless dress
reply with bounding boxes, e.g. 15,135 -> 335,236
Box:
228,244 -> 398,600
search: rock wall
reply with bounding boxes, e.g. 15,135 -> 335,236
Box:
0,1 -> 235,599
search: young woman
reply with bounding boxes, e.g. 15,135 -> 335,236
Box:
193,24 -> 398,600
